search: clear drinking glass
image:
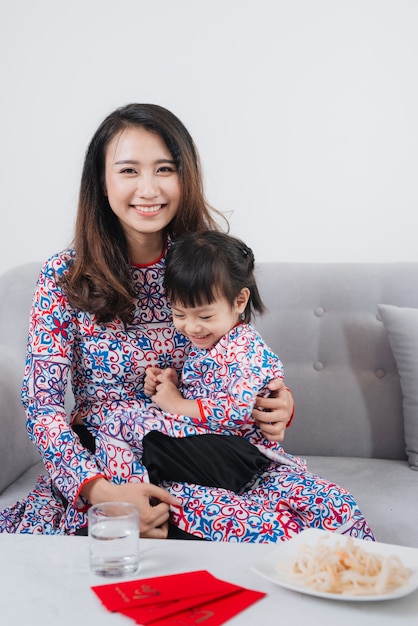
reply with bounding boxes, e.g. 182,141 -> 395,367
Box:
88,501 -> 140,577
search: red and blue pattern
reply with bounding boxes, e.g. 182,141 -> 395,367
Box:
95,323 -> 304,481
0,246 -> 374,541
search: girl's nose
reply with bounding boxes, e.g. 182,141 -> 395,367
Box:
185,319 -> 202,335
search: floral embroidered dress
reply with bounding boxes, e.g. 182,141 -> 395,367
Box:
94,323 -> 303,482
0,245 -> 375,541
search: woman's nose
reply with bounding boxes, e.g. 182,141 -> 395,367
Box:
137,174 -> 158,197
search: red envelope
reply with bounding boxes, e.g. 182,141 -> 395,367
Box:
91,570 -> 266,625
159,588 -> 264,625
121,588 -> 265,625
91,570 -> 242,612
118,590 -> 238,624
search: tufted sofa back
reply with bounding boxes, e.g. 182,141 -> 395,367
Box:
1,261 -> 418,465
254,262 -> 418,460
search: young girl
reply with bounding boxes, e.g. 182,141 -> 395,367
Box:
94,231 -> 300,494
94,231 -> 374,543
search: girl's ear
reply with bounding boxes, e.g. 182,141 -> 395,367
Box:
235,287 -> 250,314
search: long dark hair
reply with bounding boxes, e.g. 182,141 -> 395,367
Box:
61,104 -> 226,323
164,231 -> 265,323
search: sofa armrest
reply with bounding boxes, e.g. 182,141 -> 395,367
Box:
0,345 -> 41,494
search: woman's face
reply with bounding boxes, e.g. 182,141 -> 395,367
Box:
104,126 -> 181,245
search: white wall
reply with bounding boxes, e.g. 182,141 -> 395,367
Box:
1,0 -> 417,275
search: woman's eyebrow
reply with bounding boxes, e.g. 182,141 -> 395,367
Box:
114,158 -> 176,165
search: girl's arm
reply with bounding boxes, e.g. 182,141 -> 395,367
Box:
152,373 -> 201,419
188,329 -> 285,431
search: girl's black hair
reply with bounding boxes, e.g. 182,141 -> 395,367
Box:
164,231 -> 265,322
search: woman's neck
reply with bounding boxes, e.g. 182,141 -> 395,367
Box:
128,232 -> 166,266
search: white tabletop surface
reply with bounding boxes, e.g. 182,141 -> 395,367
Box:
1,533 -> 418,625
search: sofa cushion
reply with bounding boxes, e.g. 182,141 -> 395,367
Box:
378,304 -> 418,469
306,455 -> 418,547
0,346 -> 41,493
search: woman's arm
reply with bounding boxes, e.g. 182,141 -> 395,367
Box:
22,256 -> 104,508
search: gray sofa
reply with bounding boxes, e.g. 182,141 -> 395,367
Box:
1,261 -> 418,547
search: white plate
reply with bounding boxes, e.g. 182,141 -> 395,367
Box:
252,528 -> 418,601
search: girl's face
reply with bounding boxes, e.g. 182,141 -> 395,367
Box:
171,288 -> 249,350
104,126 -> 181,248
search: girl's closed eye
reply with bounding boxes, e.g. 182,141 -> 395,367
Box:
172,312 -> 185,319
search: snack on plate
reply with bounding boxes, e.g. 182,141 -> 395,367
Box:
285,536 -> 411,595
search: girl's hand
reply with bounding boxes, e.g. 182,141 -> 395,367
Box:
159,367 -> 179,386
252,379 -> 294,442
152,376 -> 183,412
144,367 -> 178,397
144,367 -> 163,397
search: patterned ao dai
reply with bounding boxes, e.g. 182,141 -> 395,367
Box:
0,245 -> 374,541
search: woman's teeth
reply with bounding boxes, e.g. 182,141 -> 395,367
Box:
134,205 -> 162,213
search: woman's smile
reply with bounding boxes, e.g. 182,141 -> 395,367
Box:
131,204 -> 165,215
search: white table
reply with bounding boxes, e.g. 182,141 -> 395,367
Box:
1,534 -> 417,625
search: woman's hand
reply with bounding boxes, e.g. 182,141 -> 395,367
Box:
252,378 -> 294,442
82,478 -> 181,538
131,483 -> 181,539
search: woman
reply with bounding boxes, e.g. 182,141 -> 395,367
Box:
0,104 -> 295,538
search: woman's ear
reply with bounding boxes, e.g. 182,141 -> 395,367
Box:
235,287 -> 250,315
